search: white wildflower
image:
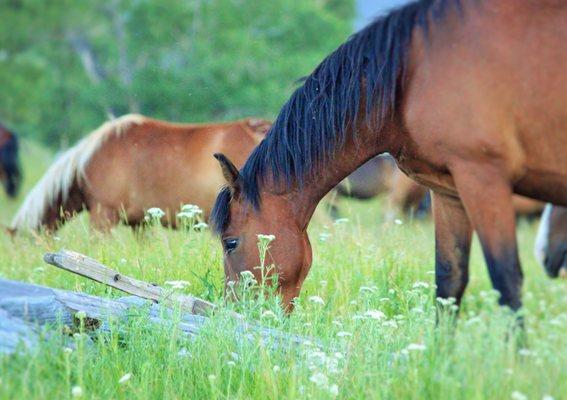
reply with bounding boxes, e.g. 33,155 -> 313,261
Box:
273,365 -> 281,373
71,386 -> 83,398
359,286 -> 377,294
436,297 -> 456,307
146,207 -> 165,220
309,372 -> 329,388
511,391 -> 528,400
63,347 -> 73,355
208,374 -> 216,382
336,331 -> 352,338
118,373 -> 132,384
406,343 -> 426,352
261,310 -> 277,319
518,349 -> 533,357
194,222 -> 208,230
412,281 -> 430,290
75,311 -> 86,320
382,320 -> 398,329
180,204 -> 203,217
365,310 -> 386,320
164,280 -> 190,289
319,232 -> 332,242
308,296 -> 325,305
329,384 -> 339,397
394,219 -> 403,225
257,234 -> 276,243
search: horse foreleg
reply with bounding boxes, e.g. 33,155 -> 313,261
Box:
452,165 -> 523,311
89,204 -> 120,233
433,192 -> 472,306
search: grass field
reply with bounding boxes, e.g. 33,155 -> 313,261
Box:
1,141 -> 565,400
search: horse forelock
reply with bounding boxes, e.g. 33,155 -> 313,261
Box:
11,114 -> 145,230
236,0 -> 461,210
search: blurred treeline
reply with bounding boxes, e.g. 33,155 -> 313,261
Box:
0,0 -> 353,147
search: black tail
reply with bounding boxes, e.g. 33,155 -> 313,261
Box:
0,134 -> 22,198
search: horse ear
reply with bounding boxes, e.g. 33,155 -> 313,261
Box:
214,153 -> 242,193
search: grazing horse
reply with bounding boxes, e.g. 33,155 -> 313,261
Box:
0,123 -> 22,198
535,205 -> 567,279
211,0 -> 567,311
11,115 -> 270,232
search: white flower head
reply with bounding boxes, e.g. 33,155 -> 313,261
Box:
180,204 -> 203,217
308,295 -> 325,305
118,373 -> 132,384
194,222 -> 208,230
261,310 -> 277,319
365,310 -> 386,320
165,280 -> 190,290
71,386 -> 83,398
406,343 -> 426,352
309,372 -> 329,388
394,219 -> 403,225
257,234 -> 276,244
329,384 -> 339,397
146,207 -> 165,219
412,281 -> 430,290
75,311 -> 87,320
273,365 -> 281,373
511,391 -> 528,400
336,331 -> 352,338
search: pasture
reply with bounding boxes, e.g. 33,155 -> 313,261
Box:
1,141 -> 565,400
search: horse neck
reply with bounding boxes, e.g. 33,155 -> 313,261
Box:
278,121 -> 399,230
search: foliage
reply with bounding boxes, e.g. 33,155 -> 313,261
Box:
0,147 -> 565,400
0,0 -> 354,146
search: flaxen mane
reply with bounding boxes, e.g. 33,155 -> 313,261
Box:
212,0 -> 462,234
11,114 -> 145,231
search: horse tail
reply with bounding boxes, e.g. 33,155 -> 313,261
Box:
0,132 -> 22,198
11,114 -> 145,232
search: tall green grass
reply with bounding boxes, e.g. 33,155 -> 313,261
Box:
0,142 -> 565,399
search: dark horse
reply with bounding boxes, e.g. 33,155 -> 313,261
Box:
0,123 -> 21,198
211,0 -> 567,311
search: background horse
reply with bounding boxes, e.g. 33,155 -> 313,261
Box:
535,204 -> 567,279
211,0 -> 567,311
0,123 -> 22,198
11,115 -> 270,232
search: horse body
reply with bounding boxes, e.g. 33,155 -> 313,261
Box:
12,115 -> 269,232
0,123 -> 22,198
212,0 -> 567,311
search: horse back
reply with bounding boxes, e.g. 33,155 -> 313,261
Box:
83,118 -> 265,222
399,0 -> 567,205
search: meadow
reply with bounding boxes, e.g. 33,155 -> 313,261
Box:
0,140 -> 565,400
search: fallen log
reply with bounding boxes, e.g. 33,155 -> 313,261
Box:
1,250 -> 311,355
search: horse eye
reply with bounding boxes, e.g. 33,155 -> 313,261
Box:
223,238 -> 239,254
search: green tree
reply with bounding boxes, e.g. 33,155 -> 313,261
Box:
0,0 -> 353,146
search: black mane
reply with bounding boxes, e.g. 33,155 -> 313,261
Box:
212,0 -> 461,234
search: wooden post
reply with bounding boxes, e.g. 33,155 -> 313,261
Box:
44,250 -> 217,317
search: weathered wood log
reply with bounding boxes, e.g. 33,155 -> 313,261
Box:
44,250 -> 216,317
0,277 -> 309,355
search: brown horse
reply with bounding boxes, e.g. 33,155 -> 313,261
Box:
535,204 -> 567,279
211,0 -> 567,311
11,115 -> 270,232
0,123 -> 22,198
